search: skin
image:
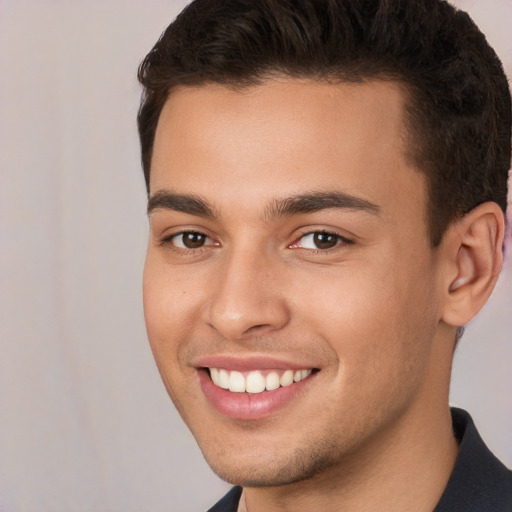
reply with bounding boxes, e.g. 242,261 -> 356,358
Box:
143,79 -> 503,511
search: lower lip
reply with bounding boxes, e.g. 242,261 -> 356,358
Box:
198,370 -> 316,420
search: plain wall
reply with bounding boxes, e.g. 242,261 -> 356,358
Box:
0,1 -> 510,511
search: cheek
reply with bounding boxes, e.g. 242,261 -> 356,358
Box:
143,255 -> 198,363
294,257 -> 437,384
144,250 -> 204,323
142,256 -> 204,411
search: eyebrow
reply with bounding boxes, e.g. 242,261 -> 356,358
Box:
147,189 -> 380,219
264,191 -> 380,219
147,191 -> 217,218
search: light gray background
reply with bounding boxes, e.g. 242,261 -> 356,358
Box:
0,1 -> 510,511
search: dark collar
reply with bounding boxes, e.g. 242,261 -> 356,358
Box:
207,485 -> 242,512
434,407 -> 512,511
208,408 -> 512,512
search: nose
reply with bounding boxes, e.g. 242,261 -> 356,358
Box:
204,248 -> 290,341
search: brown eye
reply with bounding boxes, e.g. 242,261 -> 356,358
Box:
289,231 -> 348,251
170,231 -> 210,249
312,232 -> 339,249
182,232 -> 206,248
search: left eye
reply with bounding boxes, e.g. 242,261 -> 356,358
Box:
292,231 -> 345,250
169,231 -> 215,249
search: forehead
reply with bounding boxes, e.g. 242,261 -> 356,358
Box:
151,79 -> 426,224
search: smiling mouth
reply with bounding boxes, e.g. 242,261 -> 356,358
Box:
207,368 -> 316,394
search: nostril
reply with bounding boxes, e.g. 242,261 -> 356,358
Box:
244,323 -> 276,336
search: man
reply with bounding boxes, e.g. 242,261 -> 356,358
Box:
137,0 -> 512,510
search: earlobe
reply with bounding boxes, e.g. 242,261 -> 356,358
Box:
441,202 -> 505,327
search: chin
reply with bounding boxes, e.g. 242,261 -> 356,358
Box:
201,437 -> 343,488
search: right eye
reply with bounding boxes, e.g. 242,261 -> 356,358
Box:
164,231 -> 217,250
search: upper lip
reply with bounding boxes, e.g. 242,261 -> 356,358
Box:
192,354 -> 320,372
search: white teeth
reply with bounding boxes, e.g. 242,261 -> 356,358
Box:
228,371 -> 246,393
279,370 -> 294,387
246,372 -> 266,393
209,367 -> 313,393
265,372 -> 280,391
218,369 -> 230,389
210,368 -> 219,383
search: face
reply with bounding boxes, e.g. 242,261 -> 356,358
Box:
144,79 -> 447,487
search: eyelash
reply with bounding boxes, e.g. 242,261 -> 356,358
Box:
158,230 -> 217,251
289,229 -> 353,252
159,229 -> 352,253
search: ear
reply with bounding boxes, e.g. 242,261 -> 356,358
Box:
440,202 -> 505,327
